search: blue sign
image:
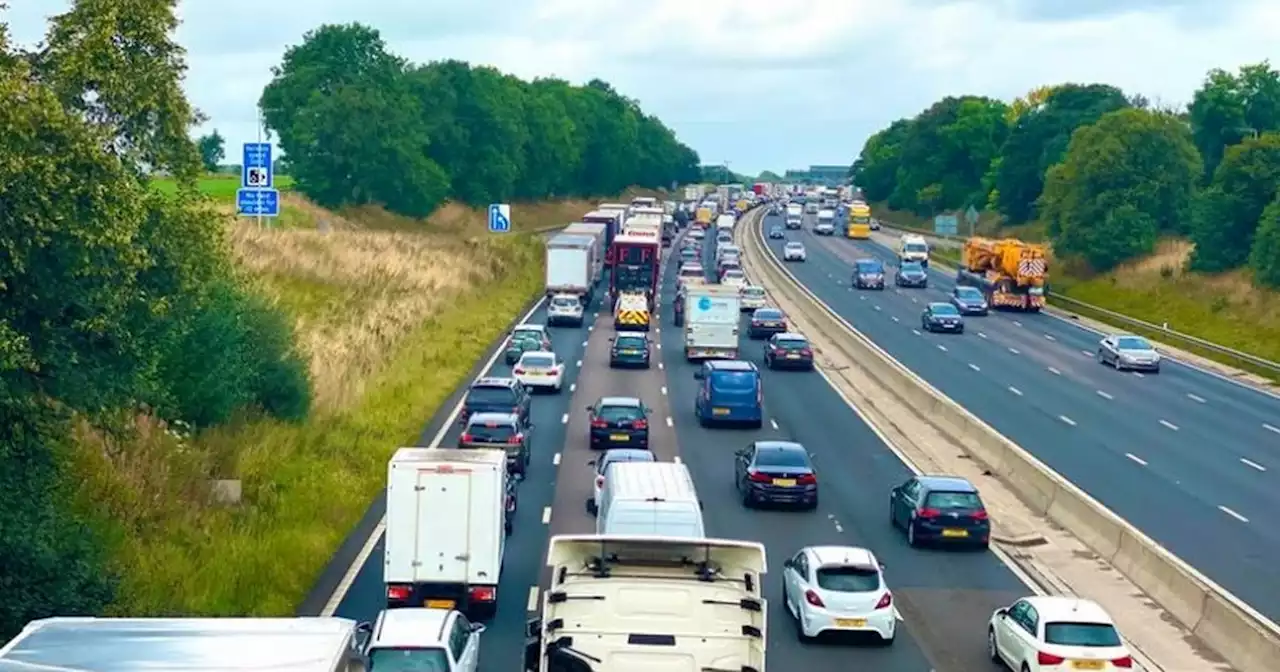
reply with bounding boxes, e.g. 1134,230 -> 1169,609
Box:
488,203 -> 511,233
237,188 -> 280,217
242,142 -> 273,189
934,214 -> 958,236
697,296 -> 712,311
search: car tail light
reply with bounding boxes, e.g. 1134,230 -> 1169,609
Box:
386,585 -> 411,601
469,586 -> 497,602
1111,655 -> 1133,668
796,473 -> 817,485
459,433 -> 473,444
513,367 -> 525,375
972,509 -> 989,520
508,433 -> 523,445
1036,652 -> 1065,665
919,507 -> 942,518
803,589 -> 824,607
747,470 -> 772,483
591,418 -> 607,428
875,592 -> 892,609
800,348 -> 812,356
632,419 -> 648,430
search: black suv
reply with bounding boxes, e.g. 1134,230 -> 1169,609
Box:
460,377 -> 532,426
459,412 -> 532,476
586,396 -> 651,450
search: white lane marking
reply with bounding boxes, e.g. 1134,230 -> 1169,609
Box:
1009,386 -> 1023,396
1044,333 -> 1055,341
770,418 -> 779,429
1186,393 -> 1206,403
576,360 -> 582,367
1159,419 -> 1179,431
658,362 -> 664,370
674,455 -> 682,464
656,342 -> 662,349
860,295 -> 866,300
570,383 -> 576,392
1081,349 -> 1092,356
527,587 -> 540,612
1008,347 -> 1020,355
1048,367 -> 1061,375
582,340 -> 588,347
968,363 -> 980,372
911,329 -> 921,336
666,416 -> 674,428
320,295 -> 548,616
1132,371 -> 1144,378
1125,453 -> 1147,466
1240,458 -> 1266,472
894,607 -> 904,622
937,344 -> 947,352
541,506 -> 552,524
588,324 -> 594,331
1013,320 -> 1022,327
1266,423 -> 1280,434
874,305 -> 881,311
1218,506 -> 1249,523
910,297 -> 918,303
1096,390 -> 1113,400
891,316 -> 899,322
552,452 -> 561,466
560,413 -> 568,424
661,386 -> 668,395
978,332 -> 988,339
656,327 -> 661,334
1059,415 -> 1077,426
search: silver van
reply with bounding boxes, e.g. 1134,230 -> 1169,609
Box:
596,462 -> 705,538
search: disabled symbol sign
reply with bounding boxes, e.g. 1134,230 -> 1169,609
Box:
697,297 -> 712,311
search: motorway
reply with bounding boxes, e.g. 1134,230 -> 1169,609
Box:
327,223 -> 1052,672
758,208 -> 1280,622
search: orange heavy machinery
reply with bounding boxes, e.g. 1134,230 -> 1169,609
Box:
955,237 -> 1048,312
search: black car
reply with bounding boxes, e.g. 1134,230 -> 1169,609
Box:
852,259 -> 886,289
458,411 -> 532,476
764,332 -> 813,370
609,333 -> 652,368
768,225 -> 785,239
889,475 -> 990,549
950,286 -> 989,315
734,441 -> 818,509
587,396 -> 651,450
460,377 -> 532,426
894,261 -> 928,288
748,308 -> 788,339
921,302 -> 964,333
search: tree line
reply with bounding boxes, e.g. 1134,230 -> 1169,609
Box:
260,23 -> 701,217
851,62 -> 1280,287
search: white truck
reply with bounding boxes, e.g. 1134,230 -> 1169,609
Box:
384,448 -> 509,620
683,283 -> 741,360
815,209 -> 836,235
523,535 -> 768,672
561,222 -> 606,287
785,203 -> 802,219
625,206 -> 664,236
0,616 -> 372,671
715,213 -> 736,233
545,233 -> 597,305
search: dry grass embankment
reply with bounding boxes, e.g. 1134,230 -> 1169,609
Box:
69,186 -> 660,616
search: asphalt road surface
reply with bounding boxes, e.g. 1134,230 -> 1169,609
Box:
758,208 -> 1280,622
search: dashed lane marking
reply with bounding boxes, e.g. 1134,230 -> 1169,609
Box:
1008,347 -> 1020,355
1241,458 -> 1266,472
1186,393 -> 1206,403
1125,453 -> 1147,466
1059,415 -> 1077,426
770,418 -> 779,429
968,363 -> 980,372
661,386 -> 668,395
978,332 -> 988,339
666,416 -> 674,428
552,452 -> 561,466
1219,506 -> 1249,523
570,383 -> 576,392
541,507 -> 552,524
937,344 -> 947,352
1159,419 -> 1179,431
1044,333 -> 1055,341
527,587 -> 540,612
1048,367 -> 1061,375
911,329 -> 921,336
560,413 -> 568,424
1081,349 -> 1092,356
1096,390 -> 1113,400
1132,371 -> 1144,378
1009,386 -> 1023,396
1265,423 -> 1280,434
1013,320 -> 1022,327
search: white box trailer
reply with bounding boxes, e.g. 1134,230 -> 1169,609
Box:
384,448 -> 508,619
525,535 -> 768,672
544,233 -> 596,304
684,284 -> 741,360
562,222 -> 606,283
0,616 -> 370,672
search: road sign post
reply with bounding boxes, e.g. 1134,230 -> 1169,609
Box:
240,142 -> 276,226
488,203 -> 511,233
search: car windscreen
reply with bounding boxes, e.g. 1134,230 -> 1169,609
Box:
509,337 -> 538,350
775,338 -> 809,350
900,263 -> 923,272
1043,622 -> 1123,647
1116,336 -> 1152,350
710,371 -> 757,392
513,329 -> 543,341
615,336 -> 646,349
368,647 -> 451,672
466,421 -> 516,440
754,310 -> 783,320
924,490 -> 982,509
904,242 -> 928,253
930,304 -> 960,315
816,566 -> 881,592
755,447 -> 808,468
467,386 -> 516,405
598,404 -> 644,422
856,262 -> 883,272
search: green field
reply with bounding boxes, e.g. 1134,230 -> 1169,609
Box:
151,173 -> 296,199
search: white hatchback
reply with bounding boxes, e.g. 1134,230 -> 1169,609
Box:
988,596 -> 1133,671
782,545 -> 895,642
783,242 -> 806,261
740,286 -> 767,311
720,268 -> 747,288
546,294 -> 584,326
513,351 -> 565,393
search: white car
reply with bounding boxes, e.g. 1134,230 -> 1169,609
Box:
1096,334 -> 1161,373
513,351 -> 565,393
720,268 -> 747,288
365,607 -> 485,671
814,221 -> 835,235
740,286 -> 767,311
782,546 -> 895,643
546,294 -> 584,326
783,242 -> 806,261
988,596 -> 1133,671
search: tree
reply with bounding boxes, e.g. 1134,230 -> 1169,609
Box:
851,119 -> 910,202
1189,62 -> 1280,179
887,96 -> 1009,214
994,84 -> 1130,223
197,129 -> 225,172
1249,193 -> 1280,288
757,170 -> 782,182
1188,133 -> 1280,271
1040,108 -> 1201,271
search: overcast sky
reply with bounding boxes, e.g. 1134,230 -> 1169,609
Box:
6,1 -> 1279,176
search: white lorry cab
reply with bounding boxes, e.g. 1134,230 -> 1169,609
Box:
0,617 -> 372,672
596,462 -> 705,538
683,283 -> 741,360
524,535 -> 768,672
715,213 -> 736,232
384,448 -> 510,620
899,233 -> 930,266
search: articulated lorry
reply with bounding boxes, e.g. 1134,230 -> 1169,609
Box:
683,283 -> 741,360
955,237 -> 1048,311
544,233 -> 598,306
562,222 -> 607,283
524,535 -> 768,672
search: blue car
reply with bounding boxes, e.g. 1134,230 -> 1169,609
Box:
694,360 -> 763,428
950,286 -> 989,315
889,475 -> 990,549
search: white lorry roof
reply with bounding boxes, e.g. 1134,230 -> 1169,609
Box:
0,617 -> 365,672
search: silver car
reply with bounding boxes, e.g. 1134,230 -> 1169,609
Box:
547,294 -> 585,326
783,242 -> 807,261
1097,334 -> 1161,373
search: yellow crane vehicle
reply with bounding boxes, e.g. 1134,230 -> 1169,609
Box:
847,202 -> 872,239
955,237 -> 1048,311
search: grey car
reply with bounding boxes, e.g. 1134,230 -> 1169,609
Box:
921,302 -> 964,333
950,286 -> 989,315
1097,334 -> 1161,372
894,261 -> 928,288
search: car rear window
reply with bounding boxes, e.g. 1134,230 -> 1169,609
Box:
368,647 -> 450,671
521,355 -> 555,368
551,297 -> 578,307
466,422 -> 516,440
1043,622 -> 1123,647
615,336 -> 646,348
775,338 -> 809,350
754,310 -> 782,320
598,404 -> 644,422
816,566 -> 881,592
924,491 -> 982,509
756,447 -> 808,467
710,371 -> 757,391
598,451 -> 655,475
467,386 -> 516,405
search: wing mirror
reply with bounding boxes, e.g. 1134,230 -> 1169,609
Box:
996,607 -> 1008,617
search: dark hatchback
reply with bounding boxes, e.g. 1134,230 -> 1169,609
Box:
504,336 -> 542,365
921,302 -> 964,333
852,259 -> 886,289
748,308 -> 788,339
587,396 -> 651,450
950,286 -> 989,315
460,377 -> 532,426
894,261 -> 928,288
609,333 -> 651,368
763,332 -> 813,370
734,441 -> 818,509
889,475 -> 990,549
458,411 -> 531,476
768,225 -> 786,239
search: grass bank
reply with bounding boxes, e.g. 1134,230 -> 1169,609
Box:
68,186 -> 661,615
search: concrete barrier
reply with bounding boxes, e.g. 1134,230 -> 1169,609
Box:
738,208 -> 1280,672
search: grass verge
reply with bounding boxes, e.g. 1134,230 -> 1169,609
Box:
67,188 -> 661,615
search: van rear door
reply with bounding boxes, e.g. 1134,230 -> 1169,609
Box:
709,371 -> 760,411
414,467 -> 471,584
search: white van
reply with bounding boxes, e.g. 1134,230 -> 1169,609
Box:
596,462 -> 705,538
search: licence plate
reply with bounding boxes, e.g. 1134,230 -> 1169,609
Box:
623,349 -> 639,355
835,618 -> 866,627
1071,662 -> 1104,670
712,408 -> 730,416
773,478 -> 796,487
786,354 -> 800,359
610,434 -> 628,441
425,599 -> 455,609
941,528 -> 969,538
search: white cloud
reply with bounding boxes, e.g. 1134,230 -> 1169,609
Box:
5,0 -> 1279,176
